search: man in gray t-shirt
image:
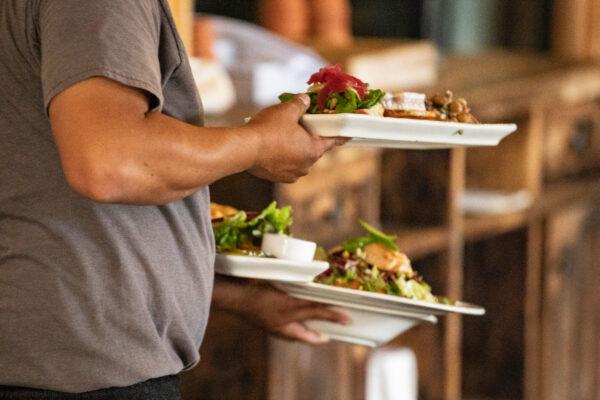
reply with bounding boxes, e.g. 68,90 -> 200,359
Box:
0,1 -> 348,398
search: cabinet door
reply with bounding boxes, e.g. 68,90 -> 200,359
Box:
541,203 -> 600,400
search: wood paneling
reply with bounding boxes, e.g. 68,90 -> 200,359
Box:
462,230 -> 527,399
540,202 -> 600,400
181,312 -> 268,400
552,0 -> 600,61
543,102 -> 600,181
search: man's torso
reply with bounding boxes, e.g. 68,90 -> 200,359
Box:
0,0 -> 214,392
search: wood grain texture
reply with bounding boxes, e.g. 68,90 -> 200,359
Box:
443,148 -> 465,400
462,230 -> 527,399
542,102 -> 600,181
524,219 -> 543,400
180,311 -> 268,400
540,201 -> 600,400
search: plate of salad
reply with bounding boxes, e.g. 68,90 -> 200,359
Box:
212,202 -> 329,282
275,220 -> 485,316
277,64 -> 517,149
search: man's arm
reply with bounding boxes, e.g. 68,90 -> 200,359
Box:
48,77 -> 342,205
212,276 -> 350,345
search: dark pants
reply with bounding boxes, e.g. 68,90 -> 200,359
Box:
0,375 -> 180,400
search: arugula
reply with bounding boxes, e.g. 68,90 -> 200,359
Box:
279,87 -> 385,114
331,88 -> 359,113
358,89 -> 385,109
342,219 -> 399,252
278,92 -> 320,113
212,201 -> 293,252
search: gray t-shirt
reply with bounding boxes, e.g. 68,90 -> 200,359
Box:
0,0 -> 215,393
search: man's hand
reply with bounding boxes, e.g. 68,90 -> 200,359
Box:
212,276 -> 351,345
246,94 -> 347,183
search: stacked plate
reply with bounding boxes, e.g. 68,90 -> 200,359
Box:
273,282 -> 484,347
215,250 -> 485,347
214,253 -> 329,282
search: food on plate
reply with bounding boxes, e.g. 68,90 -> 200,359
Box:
278,64 -> 386,116
277,64 -> 480,124
315,220 -> 453,304
384,90 -> 479,123
212,201 -> 293,256
381,91 -> 439,120
210,202 -> 239,220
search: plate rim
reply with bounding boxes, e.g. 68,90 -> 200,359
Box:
276,281 -> 486,316
215,253 -> 329,269
214,253 -> 330,282
301,112 -> 518,130
280,291 -> 439,324
300,113 -> 517,148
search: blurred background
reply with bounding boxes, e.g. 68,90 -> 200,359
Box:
168,1 -> 600,399
196,0 -> 552,52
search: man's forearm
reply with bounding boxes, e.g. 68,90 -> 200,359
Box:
104,112 -> 261,204
49,77 -> 261,205
211,275 -> 253,315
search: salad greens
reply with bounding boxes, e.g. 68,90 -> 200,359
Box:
316,220 -> 453,304
279,88 -> 385,114
213,201 -> 292,253
342,220 -> 398,252
278,64 -> 386,114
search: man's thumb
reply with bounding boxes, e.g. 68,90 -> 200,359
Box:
285,94 -> 310,118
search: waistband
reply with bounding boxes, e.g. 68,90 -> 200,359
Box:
0,375 -> 180,400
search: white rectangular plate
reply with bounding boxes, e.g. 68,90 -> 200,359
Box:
214,254 -> 329,282
301,113 -> 517,149
274,281 -> 485,316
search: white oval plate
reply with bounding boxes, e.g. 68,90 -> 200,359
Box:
304,302 -> 437,347
301,113 -> 517,149
214,254 -> 329,282
274,281 -> 485,316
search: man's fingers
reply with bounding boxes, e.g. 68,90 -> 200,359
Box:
335,137 -> 351,145
318,136 -> 350,152
278,322 -> 330,345
290,306 -> 352,325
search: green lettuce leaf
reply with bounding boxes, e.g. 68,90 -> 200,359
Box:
359,220 -> 398,250
358,89 -> 386,109
213,211 -> 250,251
279,87 -> 384,114
278,92 -> 295,103
213,201 -> 293,252
342,220 -> 398,252
332,88 -> 360,113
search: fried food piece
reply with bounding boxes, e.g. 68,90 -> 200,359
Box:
210,203 -> 239,220
384,90 -> 479,123
383,109 -> 442,121
363,242 -> 413,274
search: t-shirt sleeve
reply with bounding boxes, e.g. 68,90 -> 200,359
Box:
39,0 -> 167,112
